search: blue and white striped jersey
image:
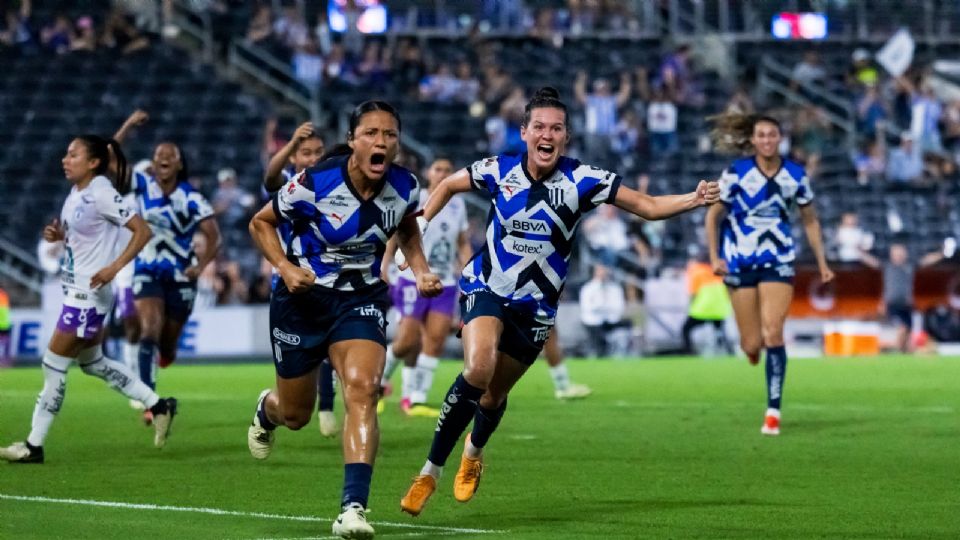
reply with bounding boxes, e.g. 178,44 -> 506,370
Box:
273,155 -> 419,291
132,171 -> 214,282
718,157 -> 813,274
464,153 -> 622,324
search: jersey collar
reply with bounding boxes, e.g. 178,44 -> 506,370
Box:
341,157 -> 388,203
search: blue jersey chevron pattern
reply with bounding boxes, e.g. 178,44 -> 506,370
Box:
464,153 -> 622,324
718,157 -> 813,274
132,171 -> 214,282
273,155 -> 419,291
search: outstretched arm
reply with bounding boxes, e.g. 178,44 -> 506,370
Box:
799,204 -> 835,283
113,109 -> 149,143
612,180 -> 720,221
422,168 -> 473,222
264,122 -> 315,192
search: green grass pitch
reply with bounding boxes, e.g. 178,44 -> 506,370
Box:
1,356 -> 958,539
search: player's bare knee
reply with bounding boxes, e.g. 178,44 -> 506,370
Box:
342,374 -> 380,402
740,337 -> 762,357
283,410 -> 312,430
761,326 -> 784,348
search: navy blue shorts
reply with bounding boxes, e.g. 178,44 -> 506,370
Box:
270,281 -> 389,379
133,271 -> 197,322
723,266 -> 794,289
460,289 -> 552,366
887,303 -> 912,328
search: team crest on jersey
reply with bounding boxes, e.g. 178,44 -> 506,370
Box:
548,185 -> 565,209
382,207 -> 398,230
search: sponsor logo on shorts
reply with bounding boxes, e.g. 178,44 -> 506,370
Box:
464,293 -> 476,313
272,328 -> 301,345
357,305 -> 385,327
723,274 -> 741,287
532,326 -> 551,343
775,264 -> 795,278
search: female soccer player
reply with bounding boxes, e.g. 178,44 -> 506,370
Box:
247,100 -> 442,539
0,135 -> 178,464
263,121 -> 338,436
704,113 -> 834,436
131,141 -> 220,400
380,156 -> 471,417
400,87 -> 720,516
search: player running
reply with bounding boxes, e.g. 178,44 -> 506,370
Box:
400,87 -> 720,515
263,121 -> 339,436
0,135 -> 177,463
380,156 -> 471,417
247,100 -> 442,539
704,112 -> 834,436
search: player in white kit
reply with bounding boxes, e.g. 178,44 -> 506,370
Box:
0,135 -> 178,463
381,157 -> 471,417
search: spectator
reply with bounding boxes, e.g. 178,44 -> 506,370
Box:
323,42 -> 352,83
101,8 -> 150,55
353,41 -> 388,91
887,132 -> 924,183
292,35 -> 323,86
248,260 -> 275,304
419,62 -> 459,103
484,87 -> 524,154
71,16 -> 97,52
659,44 -> 694,104
611,108 -> 642,163
725,86 -> 755,114
453,60 -> 480,104
834,212 -> 874,263
1,0 -> 35,53
40,14 -> 72,54
790,50 -> 826,89
911,80 -> 944,154
647,85 -> 678,156
861,243 -> 944,352
791,105 -> 830,179
853,140 -> 887,185
273,5 -> 309,51
579,264 -> 627,358
856,85 -> 888,138
681,247 -> 731,355
849,48 -> 879,88
245,4 -> 273,46
942,99 -> 960,157
582,205 -> 631,267
575,70 -> 631,166
481,64 -> 513,105
212,168 -> 255,258
394,39 -> 426,96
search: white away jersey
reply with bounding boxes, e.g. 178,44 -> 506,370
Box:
60,175 -> 134,289
398,189 -> 468,286
718,157 -> 813,274
464,153 -> 621,324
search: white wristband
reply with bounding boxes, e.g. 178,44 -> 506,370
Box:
416,216 -> 429,234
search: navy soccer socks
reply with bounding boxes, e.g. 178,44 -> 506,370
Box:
428,373 -> 484,467
765,345 -> 787,410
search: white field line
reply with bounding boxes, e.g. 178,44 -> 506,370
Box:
612,400 -> 954,414
0,493 -> 506,535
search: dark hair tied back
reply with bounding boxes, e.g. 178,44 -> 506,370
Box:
75,134 -> 129,193
523,86 -> 567,127
319,100 -> 402,162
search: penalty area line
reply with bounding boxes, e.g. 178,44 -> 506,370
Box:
0,493 -> 506,535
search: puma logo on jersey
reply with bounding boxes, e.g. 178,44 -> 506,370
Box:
331,213 -> 344,224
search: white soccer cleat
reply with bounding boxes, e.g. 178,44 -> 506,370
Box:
761,409 -> 781,436
0,441 -> 44,463
129,399 -> 145,410
318,410 -> 338,437
332,502 -> 374,539
555,382 -> 592,400
248,389 -> 276,460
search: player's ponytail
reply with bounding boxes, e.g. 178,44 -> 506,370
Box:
107,139 -> 130,194
319,100 -> 403,163
75,134 -> 128,192
708,112 -> 781,154
523,86 -> 568,127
